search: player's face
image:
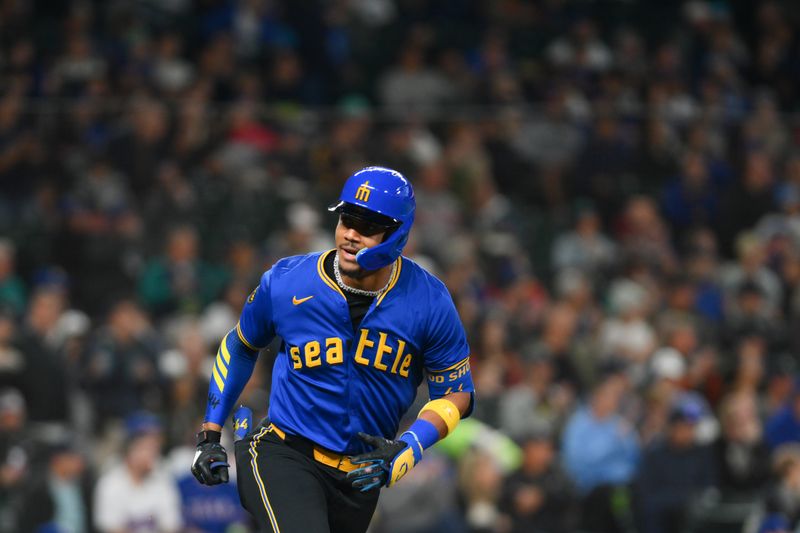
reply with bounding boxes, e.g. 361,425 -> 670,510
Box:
336,214 -> 387,279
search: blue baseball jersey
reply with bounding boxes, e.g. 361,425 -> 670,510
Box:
235,249 -> 473,455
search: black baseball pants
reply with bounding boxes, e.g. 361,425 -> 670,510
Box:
234,423 -> 380,533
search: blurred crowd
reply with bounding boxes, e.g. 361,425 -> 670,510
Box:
2,0 -> 800,532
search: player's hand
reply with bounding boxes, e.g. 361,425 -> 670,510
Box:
347,432 -> 420,491
191,431 -> 230,485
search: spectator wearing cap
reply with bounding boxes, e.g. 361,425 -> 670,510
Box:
93,412 -> 182,533
635,397 -> 717,533
499,427 -> 578,533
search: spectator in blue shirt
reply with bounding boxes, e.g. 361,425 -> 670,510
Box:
562,372 -> 639,493
562,370 -> 639,532
766,383 -> 800,450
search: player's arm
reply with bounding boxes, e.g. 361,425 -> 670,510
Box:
417,390 -> 472,436
348,287 -> 475,491
347,368 -> 475,492
192,272 -> 276,485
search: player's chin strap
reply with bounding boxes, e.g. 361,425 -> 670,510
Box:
347,398 -> 461,491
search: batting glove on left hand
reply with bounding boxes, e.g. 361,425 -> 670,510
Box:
347,432 -> 422,492
191,430 -> 230,485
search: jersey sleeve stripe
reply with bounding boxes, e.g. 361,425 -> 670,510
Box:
428,355 -> 470,373
317,250 -> 345,298
220,335 -> 232,364
376,257 -> 402,307
215,355 -> 228,378
249,427 -> 282,533
211,364 -> 225,392
235,322 -> 259,351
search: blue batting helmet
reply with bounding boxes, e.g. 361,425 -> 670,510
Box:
328,166 -> 415,270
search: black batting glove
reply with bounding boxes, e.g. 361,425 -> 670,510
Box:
191,430 -> 230,485
347,432 -> 416,492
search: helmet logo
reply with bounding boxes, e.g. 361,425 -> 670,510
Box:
355,181 -> 372,202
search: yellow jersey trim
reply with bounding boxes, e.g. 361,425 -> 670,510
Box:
249,427 -> 281,533
376,257 -> 402,307
429,355 -> 470,373
317,250 -> 401,304
317,250 -> 345,298
235,322 -> 259,351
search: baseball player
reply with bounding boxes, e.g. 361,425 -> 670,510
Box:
191,166 -> 475,532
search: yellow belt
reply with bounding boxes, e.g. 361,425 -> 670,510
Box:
267,423 -> 359,473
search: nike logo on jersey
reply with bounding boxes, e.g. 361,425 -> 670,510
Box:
292,295 -> 315,305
